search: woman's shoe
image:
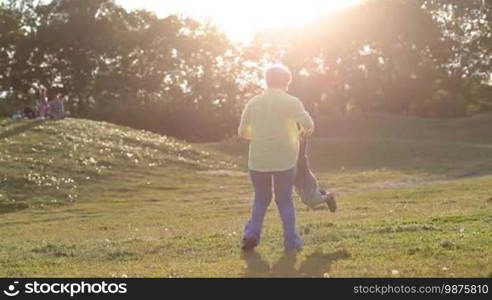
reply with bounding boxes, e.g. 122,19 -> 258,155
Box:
241,236 -> 258,252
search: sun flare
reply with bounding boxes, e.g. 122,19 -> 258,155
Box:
117,0 -> 364,41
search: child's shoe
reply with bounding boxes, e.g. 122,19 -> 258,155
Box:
325,192 -> 337,212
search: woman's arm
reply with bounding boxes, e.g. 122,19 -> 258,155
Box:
290,99 -> 314,135
238,103 -> 252,139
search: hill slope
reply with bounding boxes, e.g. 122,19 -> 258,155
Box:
0,115 -> 491,277
0,118 -> 236,213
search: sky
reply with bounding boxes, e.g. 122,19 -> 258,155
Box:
115,0 -> 364,42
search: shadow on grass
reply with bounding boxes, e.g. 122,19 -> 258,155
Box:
0,120 -> 41,139
242,249 -> 350,278
0,203 -> 30,214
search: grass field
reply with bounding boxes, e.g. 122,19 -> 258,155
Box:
1,114 -> 491,277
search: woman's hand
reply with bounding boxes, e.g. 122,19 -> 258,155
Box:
300,127 -> 314,137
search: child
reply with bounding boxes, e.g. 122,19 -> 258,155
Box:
295,136 -> 337,211
24,106 -> 36,119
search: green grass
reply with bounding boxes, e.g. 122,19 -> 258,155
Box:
0,114 -> 491,277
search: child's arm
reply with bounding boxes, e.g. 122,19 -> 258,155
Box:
290,98 -> 314,135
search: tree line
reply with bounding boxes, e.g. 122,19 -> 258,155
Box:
1,0 -> 491,141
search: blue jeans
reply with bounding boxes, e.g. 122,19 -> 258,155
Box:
244,167 -> 303,250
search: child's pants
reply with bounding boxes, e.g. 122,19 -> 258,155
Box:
303,186 -> 328,208
244,167 -> 303,250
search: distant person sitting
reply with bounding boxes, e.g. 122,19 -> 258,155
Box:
47,94 -> 65,120
24,106 -> 36,119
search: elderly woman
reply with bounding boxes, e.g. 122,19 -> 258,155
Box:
238,65 -> 314,252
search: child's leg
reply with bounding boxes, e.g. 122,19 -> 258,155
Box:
310,189 -> 329,207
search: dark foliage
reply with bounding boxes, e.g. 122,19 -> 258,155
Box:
1,0 -> 490,141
